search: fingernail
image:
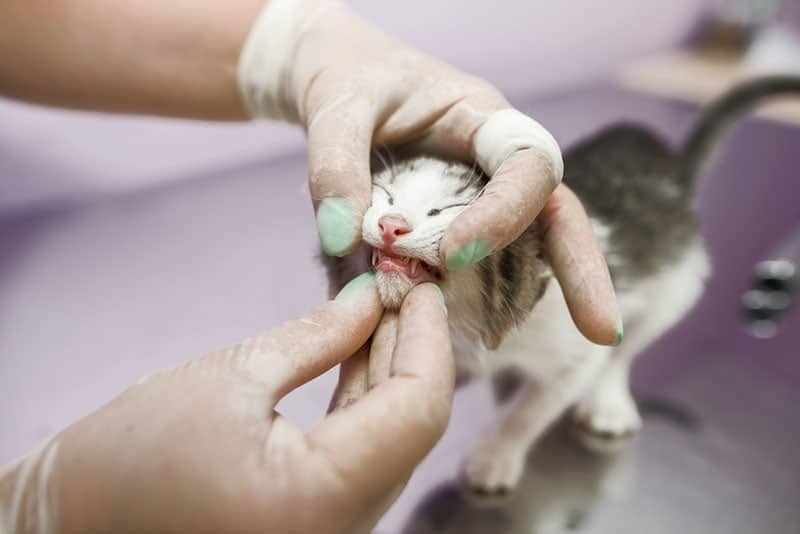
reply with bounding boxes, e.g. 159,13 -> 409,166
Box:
317,198 -> 356,257
433,285 -> 448,317
614,313 -> 624,346
445,239 -> 491,271
334,272 -> 375,302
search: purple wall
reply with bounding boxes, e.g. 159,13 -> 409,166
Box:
781,1 -> 800,25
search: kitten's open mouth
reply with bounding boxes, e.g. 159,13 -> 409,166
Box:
370,248 -> 442,283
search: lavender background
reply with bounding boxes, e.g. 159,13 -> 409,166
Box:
0,0 -> 714,217
1,1 -> 799,532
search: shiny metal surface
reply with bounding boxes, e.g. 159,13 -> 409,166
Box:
400,360 -> 800,534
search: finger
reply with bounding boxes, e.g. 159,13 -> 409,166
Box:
368,312 -> 398,389
307,97 -> 377,257
211,272 -> 383,399
440,146 -> 558,269
394,86 -> 508,162
328,343 -> 370,412
307,284 -> 453,493
415,96 -> 563,270
541,185 -> 621,346
328,310 -> 398,414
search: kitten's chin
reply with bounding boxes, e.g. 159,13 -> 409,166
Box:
375,272 -> 416,310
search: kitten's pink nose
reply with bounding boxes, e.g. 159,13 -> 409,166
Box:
378,214 -> 412,245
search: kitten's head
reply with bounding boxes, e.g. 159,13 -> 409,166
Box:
362,156 -> 484,306
359,154 -> 550,349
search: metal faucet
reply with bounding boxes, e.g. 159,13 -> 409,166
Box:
742,228 -> 799,338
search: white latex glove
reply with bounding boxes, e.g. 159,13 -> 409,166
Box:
239,0 -> 621,346
0,277 -> 453,534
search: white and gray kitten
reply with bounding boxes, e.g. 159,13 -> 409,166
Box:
323,76 -> 800,494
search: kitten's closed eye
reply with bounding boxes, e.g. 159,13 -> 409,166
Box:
427,203 -> 471,217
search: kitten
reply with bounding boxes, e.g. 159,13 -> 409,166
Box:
323,76 -> 800,494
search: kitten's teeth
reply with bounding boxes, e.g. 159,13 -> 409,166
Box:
372,249 -> 379,267
411,259 -> 419,276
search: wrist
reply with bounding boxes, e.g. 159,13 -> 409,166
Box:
237,0 -> 357,122
0,429 -> 121,534
0,440 -> 62,534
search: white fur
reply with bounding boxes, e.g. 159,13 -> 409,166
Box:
364,158 -> 480,308
374,273 -> 414,309
360,158 -> 711,494
363,158 -> 474,267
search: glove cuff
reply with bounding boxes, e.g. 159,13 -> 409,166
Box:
475,109 -> 564,183
237,0 -> 343,121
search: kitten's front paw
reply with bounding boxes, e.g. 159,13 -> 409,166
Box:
462,439 -> 527,497
575,390 -> 642,438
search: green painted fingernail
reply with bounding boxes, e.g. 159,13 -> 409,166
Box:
614,314 -> 624,346
317,198 -> 355,257
445,239 -> 491,271
334,272 -> 375,302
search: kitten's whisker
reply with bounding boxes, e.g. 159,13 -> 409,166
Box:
385,146 -> 398,180
373,147 -> 390,174
455,159 -> 483,196
502,294 -> 520,327
468,181 -> 491,204
374,144 -> 398,183
467,159 -> 480,189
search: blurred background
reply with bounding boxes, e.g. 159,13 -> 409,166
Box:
1,1 -> 799,532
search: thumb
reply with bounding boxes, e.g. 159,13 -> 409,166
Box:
307,97 -> 376,257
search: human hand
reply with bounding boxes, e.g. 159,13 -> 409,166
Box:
0,276 -> 453,534
238,0 -> 621,346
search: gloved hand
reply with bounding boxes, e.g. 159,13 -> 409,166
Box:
239,0 -> 621,346
0,276 -> 453,534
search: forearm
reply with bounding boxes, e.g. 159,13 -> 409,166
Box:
0,0 -> 265,119
1,427 -> 110,534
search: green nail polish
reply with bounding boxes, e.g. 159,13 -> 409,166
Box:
614,314 -> 624,346
445,239 -> 491,271
334,272 -> 375,302
317,198 -> 355,257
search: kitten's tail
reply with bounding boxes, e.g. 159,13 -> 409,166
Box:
678,75 -> 800,190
